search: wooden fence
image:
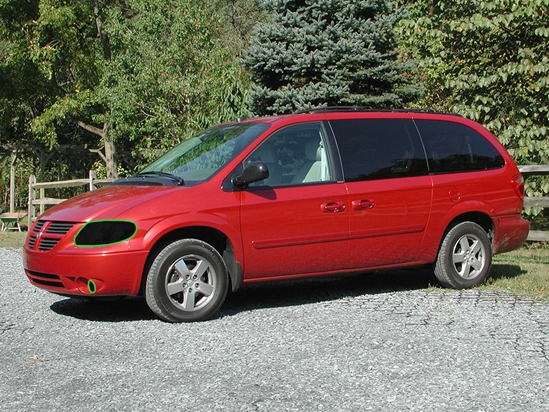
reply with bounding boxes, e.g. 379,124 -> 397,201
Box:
27,166 -> 548,241
28,170 -> 114,222
518,165 -> 549,242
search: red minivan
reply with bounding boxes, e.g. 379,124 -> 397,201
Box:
24,108 -> 530,322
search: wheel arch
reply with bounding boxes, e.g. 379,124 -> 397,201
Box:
140,226 -> 243,295
444,212 -> 494,240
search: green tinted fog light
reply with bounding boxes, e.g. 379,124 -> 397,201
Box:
75,220 -> 137,247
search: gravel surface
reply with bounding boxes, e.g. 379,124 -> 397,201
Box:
1,247 -> 548,411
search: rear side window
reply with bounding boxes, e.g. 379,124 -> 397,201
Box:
415,120 -> 505,173
330,119 -> 428,182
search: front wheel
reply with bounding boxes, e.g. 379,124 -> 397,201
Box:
145,239 -> 228,322
434,222 -> 492,289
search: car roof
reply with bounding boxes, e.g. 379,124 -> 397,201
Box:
237,106 -> 464,127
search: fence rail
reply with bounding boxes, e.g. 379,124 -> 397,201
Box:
518,165 -> 549,242
26,166 -> 548,241
28,170 -> 114,222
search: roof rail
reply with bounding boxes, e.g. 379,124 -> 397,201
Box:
295,106 -> 364,114
295,106 -> 462,116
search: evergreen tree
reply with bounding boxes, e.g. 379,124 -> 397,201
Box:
243,0 -> 421,115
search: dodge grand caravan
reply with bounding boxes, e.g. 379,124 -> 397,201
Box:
24,108 -> 530,322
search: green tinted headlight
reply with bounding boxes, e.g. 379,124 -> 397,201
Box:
74,220 -> 137,247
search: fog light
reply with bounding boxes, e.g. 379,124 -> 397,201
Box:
87,279 -> 97,294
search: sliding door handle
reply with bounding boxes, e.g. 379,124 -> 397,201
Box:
352,199 -> 375,210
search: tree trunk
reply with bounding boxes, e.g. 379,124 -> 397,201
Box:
87,0 -> 116,178
94,0 -> 111,60
103,125 -> 117,179
77,120 -> 118,179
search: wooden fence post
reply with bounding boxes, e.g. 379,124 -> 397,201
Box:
39,186 -> 45,216
10,152 -> 16,213
89,170 -> 97,191
518,165 -> 549,242
28,174 -> 36,222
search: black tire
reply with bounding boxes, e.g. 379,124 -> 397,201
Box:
434,222 -> 492,289
145,239 -> 228,322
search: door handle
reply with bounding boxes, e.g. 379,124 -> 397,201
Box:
321,201 -> 346,213
352,199 -> 375,210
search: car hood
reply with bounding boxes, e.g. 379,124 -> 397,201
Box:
37,185 -> 184,222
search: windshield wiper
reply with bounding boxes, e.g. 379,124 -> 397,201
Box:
134,171 -> 184,186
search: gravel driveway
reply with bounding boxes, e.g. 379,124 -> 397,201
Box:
1,247 -> 548,411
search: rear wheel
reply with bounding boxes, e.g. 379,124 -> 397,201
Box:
145,239 -> 228,322
434,222 -> 492,289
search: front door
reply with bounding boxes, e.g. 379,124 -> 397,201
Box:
238,122 -> 350,279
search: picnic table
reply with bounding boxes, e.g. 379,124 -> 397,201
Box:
0,212 -> 27,232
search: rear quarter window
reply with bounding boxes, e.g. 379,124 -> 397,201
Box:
330,119 -> 428,182
414,120 -> 505,174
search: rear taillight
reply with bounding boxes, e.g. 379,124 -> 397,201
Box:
511,174 -> 525,200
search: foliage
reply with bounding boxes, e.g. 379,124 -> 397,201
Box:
209,0 -> 266,55
24,0 -> 104,148
91,160 -> 130,180
399,0 -> 549,177
101,0 -> 251,162
0,0 -> 263,207
242,0 -> 422,115
0,0 -> 43,147
0,0 -> 261,176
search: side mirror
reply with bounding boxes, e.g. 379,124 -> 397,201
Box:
232,161 -> 269,188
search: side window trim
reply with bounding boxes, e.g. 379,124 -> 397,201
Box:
322,121 -> 345,183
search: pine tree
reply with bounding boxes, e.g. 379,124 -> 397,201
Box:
243,0 -> 421,115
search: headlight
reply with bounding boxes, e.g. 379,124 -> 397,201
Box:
74,220 -> 137,247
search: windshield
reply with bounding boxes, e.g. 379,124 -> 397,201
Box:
141,122 -> 270,184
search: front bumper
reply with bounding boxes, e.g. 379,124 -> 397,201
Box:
24,247 -> 149,297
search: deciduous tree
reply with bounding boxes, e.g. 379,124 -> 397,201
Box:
100,0 -> 251,162
399,0 -> 549,171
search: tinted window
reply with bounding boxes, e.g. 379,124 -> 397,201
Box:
330,119 -> 428,182
415,120 -> 505,173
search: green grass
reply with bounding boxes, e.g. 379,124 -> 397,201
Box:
0,230 -> 28,248
0,215 -> 29,248
483,242 -> 549,300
